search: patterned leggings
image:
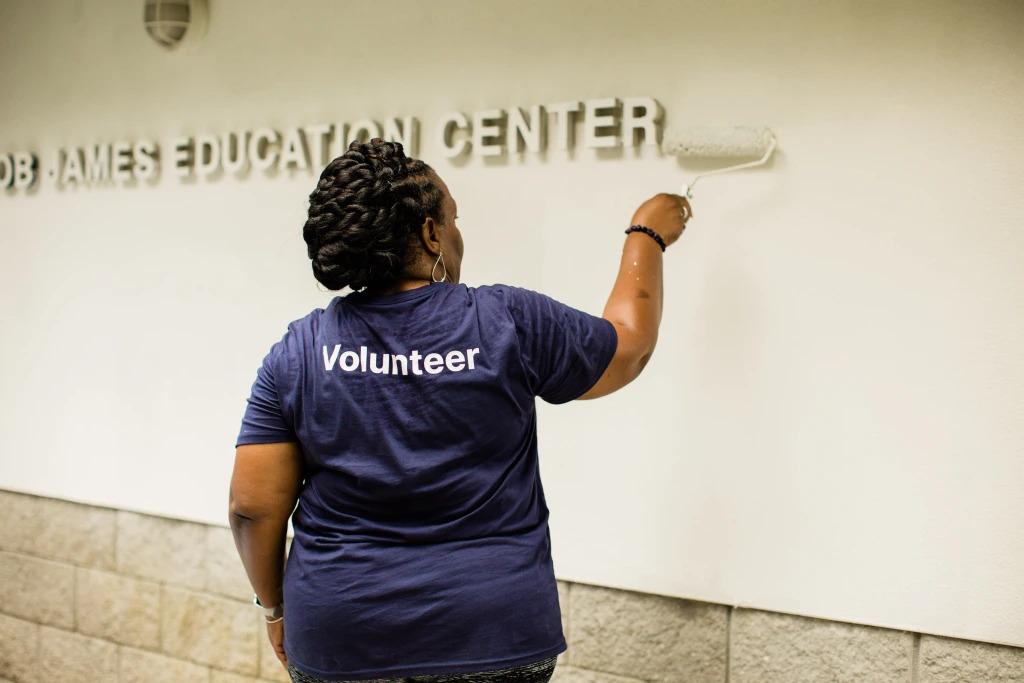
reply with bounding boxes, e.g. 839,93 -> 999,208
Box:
286,654 -> 558,683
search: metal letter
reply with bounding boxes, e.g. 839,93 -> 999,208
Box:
583,97 -> 621,149
473,109 -> 505,157
546,100 -> 581,150
437,112 -> 470,158
507,105 -> 546,153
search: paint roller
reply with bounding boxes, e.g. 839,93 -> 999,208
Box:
661,126 -> 778,200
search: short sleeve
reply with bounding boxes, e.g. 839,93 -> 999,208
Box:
502,285 -> 619,404
235,340 -> 297,446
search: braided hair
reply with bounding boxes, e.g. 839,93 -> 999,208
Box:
303,137 -> 445,291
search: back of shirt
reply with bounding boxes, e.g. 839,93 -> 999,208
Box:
235,280 -> 618,680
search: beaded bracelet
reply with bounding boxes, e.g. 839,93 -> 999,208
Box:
624,224 -> 666,251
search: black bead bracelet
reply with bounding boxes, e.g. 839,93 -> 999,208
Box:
625,224 -> 666,251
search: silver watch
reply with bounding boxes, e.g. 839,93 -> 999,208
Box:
253,593 -> 284,620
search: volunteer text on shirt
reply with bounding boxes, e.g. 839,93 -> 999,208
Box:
321,344 -> 481,375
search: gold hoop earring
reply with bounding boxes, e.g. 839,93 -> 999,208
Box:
431,250 -> 447,282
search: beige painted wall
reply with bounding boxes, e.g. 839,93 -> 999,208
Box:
1,0 -> 1021,649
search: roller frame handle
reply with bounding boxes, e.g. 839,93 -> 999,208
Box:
684,133 -> 778,200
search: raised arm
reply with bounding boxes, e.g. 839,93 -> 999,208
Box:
578,193 -> 692,400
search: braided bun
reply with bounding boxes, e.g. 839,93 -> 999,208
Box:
303,137 -> 444,291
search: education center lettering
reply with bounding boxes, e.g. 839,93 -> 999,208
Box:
1,96 -> 663,193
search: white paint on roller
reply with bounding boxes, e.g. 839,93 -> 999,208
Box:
661,125 -> 775,157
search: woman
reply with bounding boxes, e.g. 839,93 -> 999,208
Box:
229,137 -> 691,683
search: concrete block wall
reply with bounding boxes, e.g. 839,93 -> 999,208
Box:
1,489 -> 1022,683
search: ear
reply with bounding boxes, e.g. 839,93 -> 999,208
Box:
419,215 -> 442,256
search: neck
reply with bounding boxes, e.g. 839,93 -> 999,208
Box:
362,277 -> 436,297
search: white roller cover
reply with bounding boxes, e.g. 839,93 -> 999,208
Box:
662,125 -> 775,157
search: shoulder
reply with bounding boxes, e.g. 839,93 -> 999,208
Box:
464,282 -> 545,309
268,300 -> 335,361
463,284 -> 563,339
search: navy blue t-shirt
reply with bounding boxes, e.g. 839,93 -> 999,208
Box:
235,281 -> 618,680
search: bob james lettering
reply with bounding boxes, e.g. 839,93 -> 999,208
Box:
322,344 -> 481,376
